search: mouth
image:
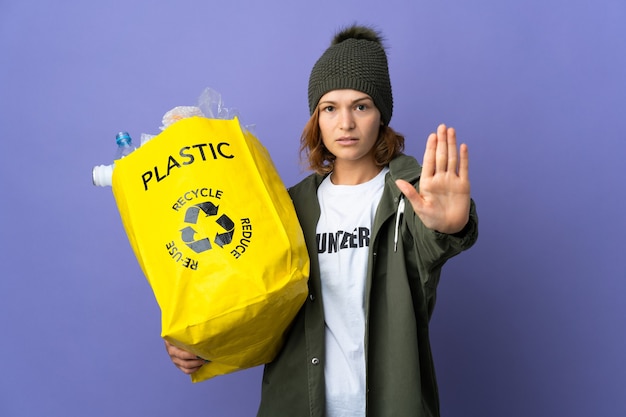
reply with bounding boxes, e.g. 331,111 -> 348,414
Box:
336,136 -> 358,144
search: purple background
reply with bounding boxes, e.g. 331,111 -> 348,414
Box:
1,0 -> 625,416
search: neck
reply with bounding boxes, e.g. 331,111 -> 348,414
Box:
330,162 -> 383,185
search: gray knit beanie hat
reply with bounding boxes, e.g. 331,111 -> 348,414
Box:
308,25 -> 393,125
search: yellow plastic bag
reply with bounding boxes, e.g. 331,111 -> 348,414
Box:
111,116 -> 309,382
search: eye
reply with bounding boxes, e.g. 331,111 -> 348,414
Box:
321,105 -> 335,113
356,103 -> 368,111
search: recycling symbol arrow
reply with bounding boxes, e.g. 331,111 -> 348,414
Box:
180,201 -> 235,253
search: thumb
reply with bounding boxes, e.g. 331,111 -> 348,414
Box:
395,179 -> 424,212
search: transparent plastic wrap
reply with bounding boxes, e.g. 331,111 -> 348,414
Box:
92,88 -> 254,185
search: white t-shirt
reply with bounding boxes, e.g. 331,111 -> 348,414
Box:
316,168 -> 388,417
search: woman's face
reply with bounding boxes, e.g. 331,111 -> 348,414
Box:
317,89 -> 381,170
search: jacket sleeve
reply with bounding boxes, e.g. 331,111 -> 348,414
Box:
405,198 -> 478,274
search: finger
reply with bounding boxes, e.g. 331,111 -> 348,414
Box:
421,133 -> 437,177
458,143 -> 469,180
170,353 -> 209,373
173,359 -> 206,374
395,179 -> 417,199
171,355 -> 206,367
165,340 -> 201,360
395,179 -> 424,212
446,127 -> 458,173
435,124 -> 448,173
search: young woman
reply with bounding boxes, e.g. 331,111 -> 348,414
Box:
166,25 -> 478,417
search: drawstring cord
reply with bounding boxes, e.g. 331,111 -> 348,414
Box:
394,196 -> 405,252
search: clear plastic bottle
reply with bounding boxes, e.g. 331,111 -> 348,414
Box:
114,131 -> 134,159
92,132 -> 135,187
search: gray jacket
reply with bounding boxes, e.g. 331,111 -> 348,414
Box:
257,154 -> 479,416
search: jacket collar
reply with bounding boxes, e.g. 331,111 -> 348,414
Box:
370,154 -> 423,238
307,153 -> 422,190
388,153 -> 422,186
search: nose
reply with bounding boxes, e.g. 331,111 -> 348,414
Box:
339,109 -> 355,130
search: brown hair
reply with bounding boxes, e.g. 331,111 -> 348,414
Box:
299,110 -> 405,175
